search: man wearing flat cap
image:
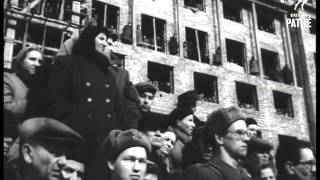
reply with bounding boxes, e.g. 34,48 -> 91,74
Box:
182,106 -> 251,180
101,129 -> 151,180
6,117 -> 83,180
134,82 -> 158,113
243,137 -> 274,180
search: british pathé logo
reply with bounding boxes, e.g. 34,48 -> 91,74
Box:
286,0 -> 312,28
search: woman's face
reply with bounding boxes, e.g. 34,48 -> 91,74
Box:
177,114 -> 195,136
94,33 -> 114,57
21,50 -> 43,75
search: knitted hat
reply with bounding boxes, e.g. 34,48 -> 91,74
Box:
205,106 -> 246,134
102,129 -> 152,161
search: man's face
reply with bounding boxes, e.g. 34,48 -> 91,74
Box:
177,114 -> 195,136
259,167 -> 276,180
159,131 -> 176,155
221,120 -> 250,159
61,160 -> 85,180
29,144 -> 67,180
247,124 -> 259,138
109,146 -> 148,180
145,130 -> 163,148
139,92 -> 155,112
22,50 -> 43,75
4,137 -> 13,157
143,173 -> 158,180
292,148 -> 316,180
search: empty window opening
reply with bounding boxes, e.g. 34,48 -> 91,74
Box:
148,62 -> 174,93
185,27 -> 209,63
273,91 -> 294,117
309,18 -> 316,34
223,1 -> 242,23
194,72 -> 219,103
140,14 -> 166,52
92,1 -> 120,33
226,39 -> 246,67
63,0 -> 73,22
261,49 -> 280,82
44,0 -> 62,19
27,22 -> 44,45
236,82 -> 259,110
45,26 -> 62,49
257,10 -> 275,34
184,0 -> 205,11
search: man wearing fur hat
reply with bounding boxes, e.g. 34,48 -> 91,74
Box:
101,129 -> 152,180
182,106 -> 251,180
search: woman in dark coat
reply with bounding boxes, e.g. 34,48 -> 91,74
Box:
44,25 -> 140,180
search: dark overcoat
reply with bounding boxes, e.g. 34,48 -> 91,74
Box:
44,54 -> 141,179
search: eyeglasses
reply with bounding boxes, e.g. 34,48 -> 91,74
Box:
226,130 -> 250,139
297,160 -> 316,169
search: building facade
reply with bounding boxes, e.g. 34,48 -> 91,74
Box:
3,0 -> 316,149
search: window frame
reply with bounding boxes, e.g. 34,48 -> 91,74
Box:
235,82 -> 259,111
194,72 -> 219,103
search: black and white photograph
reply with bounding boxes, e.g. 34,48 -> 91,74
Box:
3,0 -> 316,180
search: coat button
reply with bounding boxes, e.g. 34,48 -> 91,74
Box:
105,84 -> 110,88
105,98 -> 111,103
87,97 -> 92,102
106,114 -> 112,118
85,82 -> 91,86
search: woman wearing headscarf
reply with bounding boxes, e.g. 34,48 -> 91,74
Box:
44,24 -> 140,180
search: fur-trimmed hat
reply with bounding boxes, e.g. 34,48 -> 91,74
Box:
102,129 -> 152,161
205,106 -> 246,134
169,107 -> 194,127
247,137 -> 273,153
177,90 -> 198,107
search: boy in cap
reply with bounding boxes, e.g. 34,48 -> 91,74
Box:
8,117 -> 83,180
246,117 -> 260,138
182,106 -> 251,180
102,129 -> 152,180
134,82 -> 158,113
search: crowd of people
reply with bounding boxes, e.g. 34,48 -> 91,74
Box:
3,20 -> 316,180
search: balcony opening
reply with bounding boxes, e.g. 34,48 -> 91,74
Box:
226,38 -> 246,67
257,10 -> 275,34
184,0 -> 205,11
236,82 -> 259,110
148,62 -> 174,93
140,14 -> 166,52
261,49 -> 280,82
185,27 -> 209,64
223,1 -> 242,23
273,91 -> 294,117
194,72 -> 219,103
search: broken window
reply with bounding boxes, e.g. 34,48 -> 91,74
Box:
184,0 -> 205,11
236,82 -> 259,110
309,18 -> 316,34
92,1 -> 120,33
273,91 -> 294,117
185,27 -> 209,63
226,38 -> 246,67
257,10 -> 275,34
261,49 -> 280,82
223,1 -> 242,23
194,72 -> 219,103
148,62 -> 174,93
140,14 -> 166,52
